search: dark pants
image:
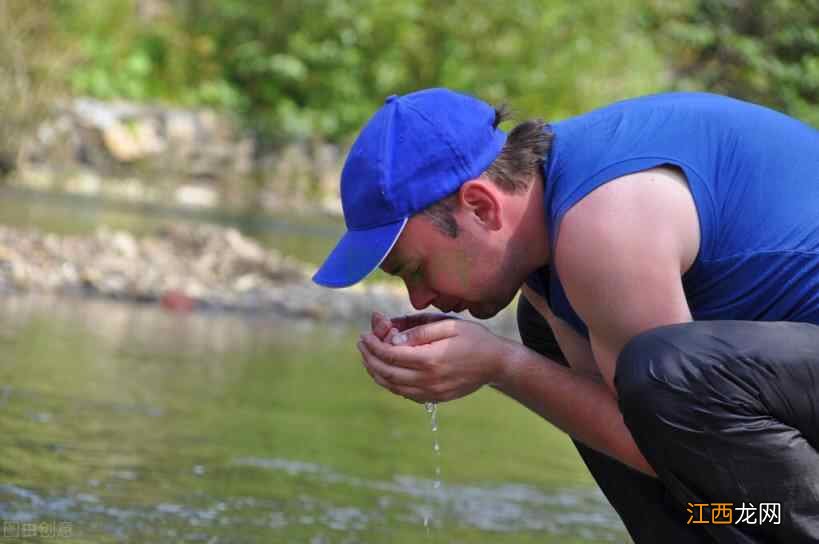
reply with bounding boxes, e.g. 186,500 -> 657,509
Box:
516,297 -> 819,543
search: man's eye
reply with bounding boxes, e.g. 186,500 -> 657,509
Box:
409,267 -> 423,281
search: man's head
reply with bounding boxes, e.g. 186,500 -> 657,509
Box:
313,88 -> 552,318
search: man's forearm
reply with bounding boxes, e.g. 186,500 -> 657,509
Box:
492,339 -> 656,477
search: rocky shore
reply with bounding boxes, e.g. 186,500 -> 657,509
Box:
0,223 -> 416,322
2,99 -> 528,334
0,223 -> 520,335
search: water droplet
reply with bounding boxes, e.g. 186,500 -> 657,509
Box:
423,400 -> 443,536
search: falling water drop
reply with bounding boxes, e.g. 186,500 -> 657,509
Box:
423,401 -> 442,534
388,329 -> 443,535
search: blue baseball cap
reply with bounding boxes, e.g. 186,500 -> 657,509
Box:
312,88 -> 507,288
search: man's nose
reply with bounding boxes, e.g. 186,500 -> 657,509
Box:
407,283 -> 437,310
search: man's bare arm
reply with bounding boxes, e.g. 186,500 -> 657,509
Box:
521,286 -> 601,381
491,339 -> 656,476
493,167 -> 699,477
495,166 -> 698,477
555,166 -> 700,390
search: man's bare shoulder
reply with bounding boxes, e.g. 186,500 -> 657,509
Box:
553,167 -> 699,386
556,166 -> 700,277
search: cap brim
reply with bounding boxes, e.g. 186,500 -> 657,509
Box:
312,217 -> 408,288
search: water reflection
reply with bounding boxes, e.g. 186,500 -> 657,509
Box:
0,185 -> 344,266
0,295 -> 627,543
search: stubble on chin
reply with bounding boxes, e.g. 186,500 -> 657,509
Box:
469,298 -> 505,320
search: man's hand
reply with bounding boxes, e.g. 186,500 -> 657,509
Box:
362,310 -> 656,476
370,311 -> 460,343
357,314 -> 512,403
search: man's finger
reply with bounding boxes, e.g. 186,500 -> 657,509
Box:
360,332 -> 432,370
364,356 -> 402,393
364,360 -> 429,402
390,312 -> 458,332
399,318 -> 460,346
371,311 -> 391,340
372,367 -> 428,401
358,340 -> 423,386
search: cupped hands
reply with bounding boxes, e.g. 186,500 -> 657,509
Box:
356,311 -> 514,403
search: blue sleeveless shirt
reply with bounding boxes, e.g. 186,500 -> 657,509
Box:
524,92 -> 819,337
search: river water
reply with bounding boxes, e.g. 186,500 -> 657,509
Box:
0,188 -> 628,543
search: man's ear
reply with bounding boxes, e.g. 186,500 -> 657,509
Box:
458,179 -> 502,230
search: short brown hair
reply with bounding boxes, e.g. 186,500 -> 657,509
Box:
422,104 -> 554,237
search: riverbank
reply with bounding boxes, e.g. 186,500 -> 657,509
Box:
0,222 -> 405,320
0,223 -> 519,335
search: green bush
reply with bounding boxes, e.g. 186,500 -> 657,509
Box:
0,0 -> 71,175
648,0 -> 819,127
52,0 -> 819,141
60,0 -> 668,141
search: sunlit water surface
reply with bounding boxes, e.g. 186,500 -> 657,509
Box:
0,188 -> 628,542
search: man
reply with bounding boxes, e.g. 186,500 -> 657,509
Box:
312,88 -> 819,543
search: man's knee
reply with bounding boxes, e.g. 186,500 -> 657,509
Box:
614,323 -> 698,430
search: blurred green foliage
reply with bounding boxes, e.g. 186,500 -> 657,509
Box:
58,0 -> 667,141
0,0 -> 71,174
14,0 -> 819,149
58,0 -> 243,110
649,0 -> 819,127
